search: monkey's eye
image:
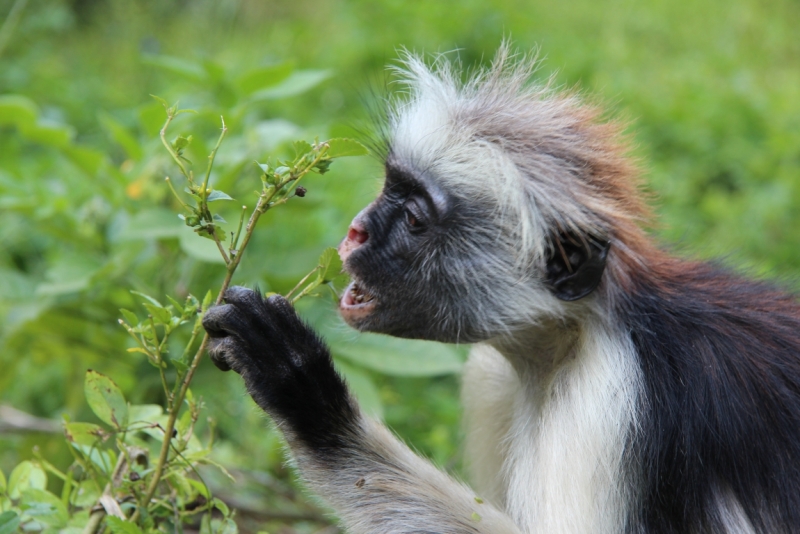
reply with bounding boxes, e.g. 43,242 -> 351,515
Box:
403,199 -> 425,231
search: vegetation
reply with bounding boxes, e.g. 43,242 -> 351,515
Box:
1,0 -> 798,532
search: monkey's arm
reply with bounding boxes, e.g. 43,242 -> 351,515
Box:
202,287 -> 522,534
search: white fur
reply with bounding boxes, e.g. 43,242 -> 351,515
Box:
464,316 -> 642,534
292,417 -> 523,534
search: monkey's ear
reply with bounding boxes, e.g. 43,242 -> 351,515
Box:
545,232 -> 610,301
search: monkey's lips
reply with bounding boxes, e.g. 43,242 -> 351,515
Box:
340,280 -> 377,322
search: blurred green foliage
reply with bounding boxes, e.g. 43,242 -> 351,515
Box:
1,0 -> 799,531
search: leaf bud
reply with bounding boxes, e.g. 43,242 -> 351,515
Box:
295,186 -> 307,197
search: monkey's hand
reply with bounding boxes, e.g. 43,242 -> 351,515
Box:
202,286 -> 359,449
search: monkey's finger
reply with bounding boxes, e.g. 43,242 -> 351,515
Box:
222,286 -> 262,308
264,294 -> 307,335
206,336 -> 234,372
202,303 -> 244,337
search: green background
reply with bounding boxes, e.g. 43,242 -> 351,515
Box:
1,0 -> 799,531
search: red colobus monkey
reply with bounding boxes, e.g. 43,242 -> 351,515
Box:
202,46 -> 800,533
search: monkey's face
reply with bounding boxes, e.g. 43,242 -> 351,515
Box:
337,158 -> 522,343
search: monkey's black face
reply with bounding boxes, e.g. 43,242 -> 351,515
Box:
338,159 -> 490,343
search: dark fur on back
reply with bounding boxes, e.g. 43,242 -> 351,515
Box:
620,260 -> 800,533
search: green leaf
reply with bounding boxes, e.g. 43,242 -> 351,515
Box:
166,296 -> 185,315
19,489 -> 69,527
128,404 -> 163,423
22,121 -> 74,147
131,291 -> 164,308
331,335 -> 465,377
179,230 -> 227,264
64,145 -> 106,175
85,370 -> 129,429
335,360 -> 383,419
207,190 -> 233,202
8,461 -> 46,499
106,516 -> 144,534
98,111 -> 143,161
248,70 -> 331,101
0,95 -> 38,128
64,422 -> 105,447
0,468 -> 5,493
144,303 -> 172,324
202,290 -> 214,311
117,208 -> 186,241
173,135 -> 192,151
186,478 -> 211,499
235,63 -> 293,95
142,55 -> 206,82
149,94 -> 170,109
326,138 -> 369,158
316,247 -> 344,284
292,140 -> 313,156
212,498 -> 230,517
120,309 -> 139,327
0,511 -> 20,534
215,517 -> 238,534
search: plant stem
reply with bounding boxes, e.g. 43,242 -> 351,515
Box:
200,117 -> 227,199
127,124 -> 329,528
159,115 -> 191,181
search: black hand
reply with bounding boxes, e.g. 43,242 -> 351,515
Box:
202,287 -> 359,450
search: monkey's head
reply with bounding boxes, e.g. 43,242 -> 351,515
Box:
338,46 -> 648,343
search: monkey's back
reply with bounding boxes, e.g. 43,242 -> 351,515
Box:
622,259 -> 800,533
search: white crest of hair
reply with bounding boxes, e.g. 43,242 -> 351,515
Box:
463,314 -> 643,534
388,44 -> 605,272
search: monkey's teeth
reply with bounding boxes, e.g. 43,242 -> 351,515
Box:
350,283 -> 374,304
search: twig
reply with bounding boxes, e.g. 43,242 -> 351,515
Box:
0,404 -> 60,433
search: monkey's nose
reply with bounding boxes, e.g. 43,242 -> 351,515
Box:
339,220 -> 369,262
347,223 -> 369,245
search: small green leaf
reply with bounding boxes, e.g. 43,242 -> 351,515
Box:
106,516 -> 144,534
202,290 -> 214,311
235,63 -> 293,95
143,56 -> 206,83
326,138 -> 369,158
120,309 -> 139,327
0,95 -> 38,128
64,422 -> 105,447
98,111 -> 143,161
186,478 -> 211,499
216,517 -> 238,534
0,467 -> 6,493
8,461 -> 46,499
212,497 -> 230,517
0,511 -> 20,534
173,135 -> 192,151
85,370 -> 129,429
179,230 -> 227,264
166,296 -> 185,315
248,70 -> 331,101
331,335 -> 464,377
130,291 -> 164,308
316,247 -> 344,284
207,190 -> 233,202
128,404 -> 163,423
293,140 -> 313,156
19,489 -> 68,527
149,94 -> 170,110
212,213 -> 227,223
144,303 -> 172,324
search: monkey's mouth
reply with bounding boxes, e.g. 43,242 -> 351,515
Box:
340,280 -> 377,321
